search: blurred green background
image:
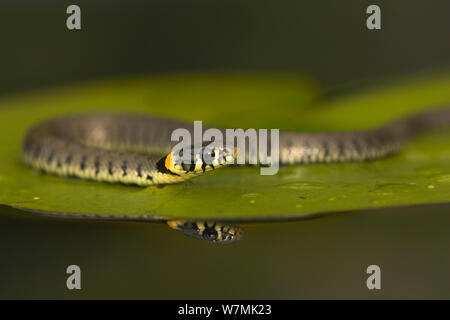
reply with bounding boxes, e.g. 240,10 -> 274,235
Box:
1,0 -> 450,299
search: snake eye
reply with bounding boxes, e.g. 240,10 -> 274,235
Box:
202,228 -> 218,242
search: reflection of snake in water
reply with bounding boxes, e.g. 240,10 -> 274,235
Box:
22,108 -> 450,244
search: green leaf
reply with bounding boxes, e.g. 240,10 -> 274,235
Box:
0,73 -> 449,221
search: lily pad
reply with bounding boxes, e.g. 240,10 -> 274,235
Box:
0,73 -> 449,221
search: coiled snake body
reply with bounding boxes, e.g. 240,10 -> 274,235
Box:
22,108 -> 450,243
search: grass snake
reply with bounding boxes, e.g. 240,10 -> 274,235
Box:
21,107 -> 450,243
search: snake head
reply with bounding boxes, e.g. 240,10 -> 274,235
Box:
167,220 -> 243,244
165,143 -> 237,177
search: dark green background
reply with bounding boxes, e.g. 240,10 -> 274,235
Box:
1,0 -> 450,299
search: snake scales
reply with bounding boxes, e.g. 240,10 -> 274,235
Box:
21,107 -> 450,243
